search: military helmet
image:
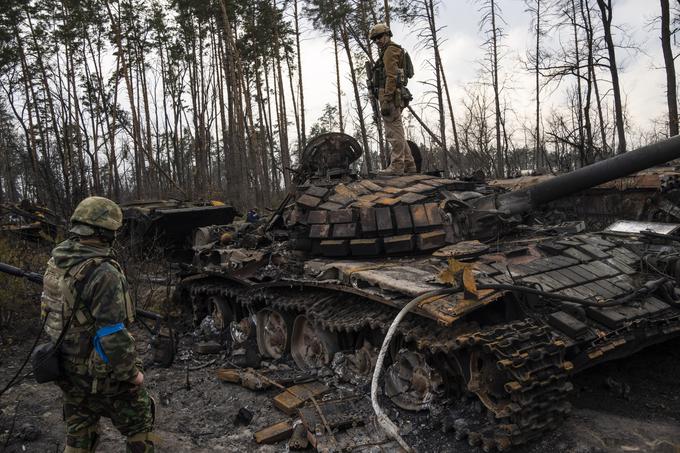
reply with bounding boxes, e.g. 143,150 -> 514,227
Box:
70,196 -> 123,236
369,23 -> 392,41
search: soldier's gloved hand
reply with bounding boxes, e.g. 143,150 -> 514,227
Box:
381,103 -> 394,117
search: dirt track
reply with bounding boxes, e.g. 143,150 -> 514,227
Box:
1,316 -> 680,453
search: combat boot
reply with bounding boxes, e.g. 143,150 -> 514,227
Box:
126,432 -> 158,453
65,425 -> 100,453
377,165 -> 404,176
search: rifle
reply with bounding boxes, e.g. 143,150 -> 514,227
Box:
0,261 -> 176,367
365,60 -> 382,124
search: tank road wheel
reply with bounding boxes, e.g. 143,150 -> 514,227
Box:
206,296 -> 234,345
290,315 -> 339,370
256,309 -> 294,359
384,349 -> 443,411
208,296 -> 233,333
230,317 -> 255,345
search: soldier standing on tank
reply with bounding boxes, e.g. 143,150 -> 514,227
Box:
369,23 -> 417,176
41,196 -> 156,452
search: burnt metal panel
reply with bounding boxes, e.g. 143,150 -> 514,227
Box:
424,203 -> 443,226
359,208 -> 377,235
393,205 -> 413,234
416,230 -> 446,251
384,234 -> 414,254
332,223 -> 358,238
548,311 -> 589,338
307,210 -> 328,224
309,224 -> 331,239
329,209 -> 355,224
410,205 -> 429,231
350,239 -> 382,256
297,194 -> 321,209
319,240 -> 350,257
375,207 -> 394,235
306,186 -> 329,198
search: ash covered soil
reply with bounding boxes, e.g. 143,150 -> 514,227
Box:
2,316 -> 680,453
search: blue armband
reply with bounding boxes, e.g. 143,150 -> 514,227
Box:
93,323 -> 125,364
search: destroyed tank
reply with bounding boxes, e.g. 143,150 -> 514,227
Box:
180,132 -> 680,450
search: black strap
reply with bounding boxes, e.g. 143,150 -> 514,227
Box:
52,295 -> 79,350
54,257 -> 104,346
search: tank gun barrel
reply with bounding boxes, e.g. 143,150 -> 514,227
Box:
495,134 -> 680,214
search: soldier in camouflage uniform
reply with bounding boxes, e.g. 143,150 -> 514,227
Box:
41,196 -> 156,452
370,23 -> 417,176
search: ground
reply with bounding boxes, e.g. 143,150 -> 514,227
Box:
1,312 -> 680,453
0,237 -> 679,452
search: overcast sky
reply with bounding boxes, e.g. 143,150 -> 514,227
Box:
294,0 -> 668,148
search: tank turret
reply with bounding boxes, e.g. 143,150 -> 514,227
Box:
281,133 -> 680,257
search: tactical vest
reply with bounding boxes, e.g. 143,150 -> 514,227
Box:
372,43 -> 414,91
40,257 -> 134,368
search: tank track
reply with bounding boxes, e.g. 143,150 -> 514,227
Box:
456,320 -> 573,451
189,280 -> 467,352
188,280 -> 573,451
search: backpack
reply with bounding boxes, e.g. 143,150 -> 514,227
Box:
402,49 -> 415,82
388,43 -> 415,85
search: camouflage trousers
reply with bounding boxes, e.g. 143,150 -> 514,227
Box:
59,374 -> 156,452
383,107 -> 416,172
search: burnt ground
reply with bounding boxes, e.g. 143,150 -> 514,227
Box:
1,314 -> 680,453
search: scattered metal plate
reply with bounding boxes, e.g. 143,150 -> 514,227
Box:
605,220 -> 680,235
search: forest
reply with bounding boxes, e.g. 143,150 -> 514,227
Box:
0,0 -> 678,215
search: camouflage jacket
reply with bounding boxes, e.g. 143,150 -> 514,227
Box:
45,238 -> 138,383
376,40 -> 405,107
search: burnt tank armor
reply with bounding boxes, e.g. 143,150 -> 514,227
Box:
183,132 -> 680,450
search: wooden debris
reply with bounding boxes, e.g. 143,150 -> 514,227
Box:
216,368 -> 270,390
216,368 -> 241,384
216,368 -> 315,391
254,420 -> 294,444
273,382 -> 330,415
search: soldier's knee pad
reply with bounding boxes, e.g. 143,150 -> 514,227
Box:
65,425 -> 101,453
126,431 -> 160,453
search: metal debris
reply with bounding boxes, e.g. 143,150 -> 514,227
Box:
233,407 -> 254,426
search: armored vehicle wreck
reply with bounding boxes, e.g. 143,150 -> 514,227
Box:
119,199 -> 238,260
181,132 -> 680,450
